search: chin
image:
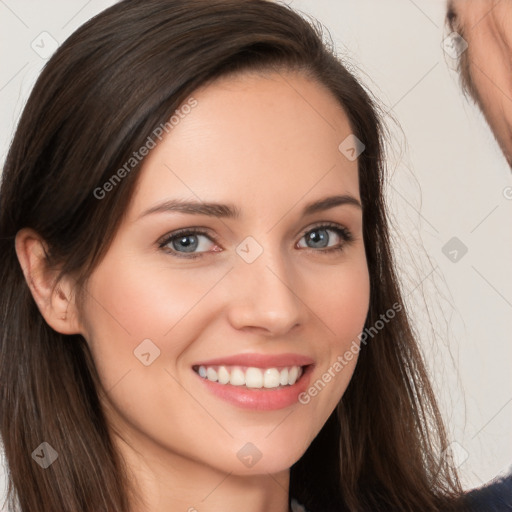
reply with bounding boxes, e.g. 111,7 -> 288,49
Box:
228,435 -> 312,476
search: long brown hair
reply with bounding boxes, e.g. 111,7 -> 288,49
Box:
0,1 -> 464,510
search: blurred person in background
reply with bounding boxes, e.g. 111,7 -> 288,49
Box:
445,0 -> 512,510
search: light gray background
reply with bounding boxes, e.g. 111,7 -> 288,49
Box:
1,0 -> 511,502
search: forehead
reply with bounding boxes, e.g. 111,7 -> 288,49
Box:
127,70 -> 360,221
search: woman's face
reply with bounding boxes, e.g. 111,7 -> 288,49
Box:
78,70 -> 370,476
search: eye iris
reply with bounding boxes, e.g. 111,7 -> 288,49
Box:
173,234 -> 198,252
307,229 -> 329,248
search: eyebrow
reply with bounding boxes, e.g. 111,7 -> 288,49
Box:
138,194 -> 362,220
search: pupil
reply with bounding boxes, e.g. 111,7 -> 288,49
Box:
309,229 -> 327,248
174,235 -> 198,252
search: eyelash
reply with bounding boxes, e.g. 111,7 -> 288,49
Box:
157,222 -> 354,260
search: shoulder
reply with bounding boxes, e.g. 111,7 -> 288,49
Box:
463,471 -> 512,511
289,473 -> 512,512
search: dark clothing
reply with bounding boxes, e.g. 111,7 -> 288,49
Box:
291,472 -> 512,511
463,474 -> 512,511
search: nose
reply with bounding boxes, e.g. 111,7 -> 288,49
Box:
225,243 -> 305,336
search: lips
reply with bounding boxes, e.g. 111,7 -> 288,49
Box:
193,352 -> 315,368
191,353 -> 315,411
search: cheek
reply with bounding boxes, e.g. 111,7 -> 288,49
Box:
78,256 -> 223,448
307,253 -> 370,345
82,253 -> 225,337
85,261 -> 210,336
298,255 -> 370,414
327,268 -> 370,338
78,254 -> 225,391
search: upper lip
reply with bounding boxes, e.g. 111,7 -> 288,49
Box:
193,352 -> 315,368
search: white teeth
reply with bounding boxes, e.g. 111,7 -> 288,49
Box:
288,366 -> 299,385
206,367 -> 217,382
230,367 -> 245,386
279,368 -> 289,386
195,364 -> 304,389
263,368 -> 281,388
245,367 -> 263,388
217,366 -> 230,384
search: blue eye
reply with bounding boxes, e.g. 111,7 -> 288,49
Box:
158,229 -> 217,259
297,224 -> 353,252
158,223 -> 353,259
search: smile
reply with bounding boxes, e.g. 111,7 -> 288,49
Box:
193,364 -> 304,389
191,353 -> 315,411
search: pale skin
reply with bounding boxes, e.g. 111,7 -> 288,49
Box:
448,0 -> 512,167
15,70 -> 370,512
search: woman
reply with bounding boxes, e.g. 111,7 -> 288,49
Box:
0,0 -> 469,510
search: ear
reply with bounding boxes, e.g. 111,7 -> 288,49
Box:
15,227 -> 82,335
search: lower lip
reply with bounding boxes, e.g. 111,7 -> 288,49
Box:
194,366 -> 314,411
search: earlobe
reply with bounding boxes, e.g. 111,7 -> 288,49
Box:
14,228 -> 82,335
